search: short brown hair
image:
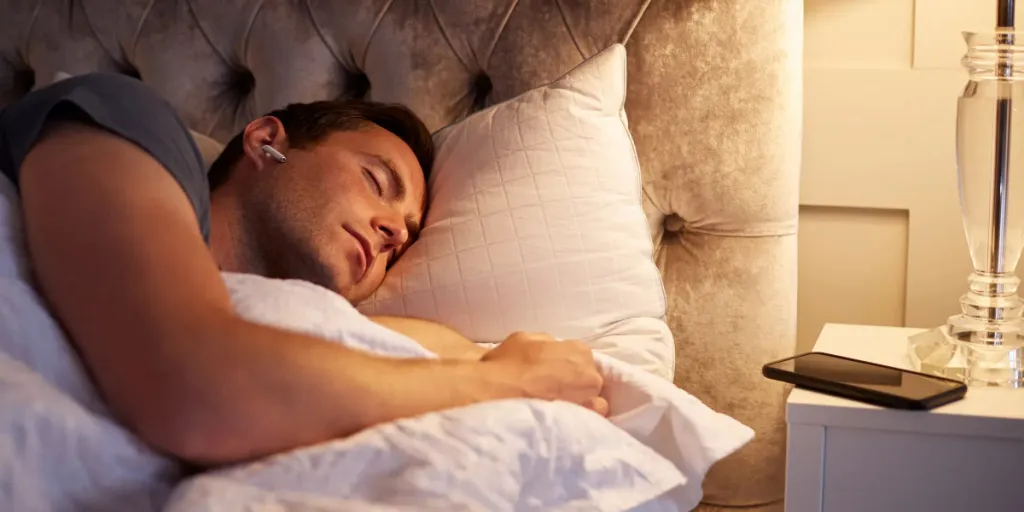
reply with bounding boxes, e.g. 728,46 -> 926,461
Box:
207,100 -> 434,190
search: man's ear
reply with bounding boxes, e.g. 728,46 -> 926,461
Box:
240,116 -> 288,172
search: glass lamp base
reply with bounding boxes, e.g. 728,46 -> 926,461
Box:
908,326 -> 1024,388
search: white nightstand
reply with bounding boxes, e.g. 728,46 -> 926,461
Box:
784,323 -> 1024,512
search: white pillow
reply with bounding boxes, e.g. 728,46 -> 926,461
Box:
357,44 -> 674,380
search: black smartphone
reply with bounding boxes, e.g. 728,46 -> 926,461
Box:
762,352 -> 968,410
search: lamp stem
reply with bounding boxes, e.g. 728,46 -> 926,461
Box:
999,0 -> 1015,27
989,0 -> 1014,294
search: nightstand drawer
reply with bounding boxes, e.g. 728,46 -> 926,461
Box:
820,426 -> 1023,512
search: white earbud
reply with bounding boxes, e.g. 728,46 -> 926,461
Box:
261,144 -> 287,163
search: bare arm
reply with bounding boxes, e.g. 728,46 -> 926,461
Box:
369,316 -> 488,361
19,123 -> 527,465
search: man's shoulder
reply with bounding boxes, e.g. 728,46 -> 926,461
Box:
0,72 -> 214,240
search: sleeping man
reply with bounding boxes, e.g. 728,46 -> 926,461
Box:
0,72 -> 607,466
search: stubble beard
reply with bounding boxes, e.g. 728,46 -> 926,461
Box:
241,196 -> 346,297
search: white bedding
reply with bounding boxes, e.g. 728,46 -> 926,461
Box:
0,176 -> 754,511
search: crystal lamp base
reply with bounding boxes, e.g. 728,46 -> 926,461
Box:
908,324 -> 1024,388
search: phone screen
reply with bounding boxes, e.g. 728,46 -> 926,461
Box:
770,353 -> 963,400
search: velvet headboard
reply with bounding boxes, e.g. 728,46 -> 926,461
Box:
0,1 -> 802,509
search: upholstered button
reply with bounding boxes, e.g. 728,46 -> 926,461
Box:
12,67 -> 35,96
346,72 -> 370,99
664,214 -> 685,233
472,74 -> 492,111
120,63 -> 141,80
230,68 -> 256,97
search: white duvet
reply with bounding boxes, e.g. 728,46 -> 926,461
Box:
0,176 -> 753,511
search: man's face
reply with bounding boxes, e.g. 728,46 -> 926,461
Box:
245,125 -> 426,303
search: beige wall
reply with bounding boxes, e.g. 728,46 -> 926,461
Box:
799,0 -> 1006,351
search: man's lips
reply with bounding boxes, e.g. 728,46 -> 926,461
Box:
344,226 -> 374,282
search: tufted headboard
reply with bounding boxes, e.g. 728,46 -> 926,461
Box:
0,1 -> 802,509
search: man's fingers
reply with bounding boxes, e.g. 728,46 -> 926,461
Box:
589,397 -> 610,417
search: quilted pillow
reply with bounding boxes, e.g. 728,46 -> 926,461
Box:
357,44 -> 674,380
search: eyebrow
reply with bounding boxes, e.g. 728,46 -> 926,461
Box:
405,216 -> 421,245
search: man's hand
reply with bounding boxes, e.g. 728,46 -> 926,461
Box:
370,318 -> 609,415
481,332 -> 608,417
370,318 -> 608,415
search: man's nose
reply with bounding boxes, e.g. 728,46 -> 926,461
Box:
372,213 -> 408,250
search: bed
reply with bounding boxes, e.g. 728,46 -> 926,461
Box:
0,1 -> 802,510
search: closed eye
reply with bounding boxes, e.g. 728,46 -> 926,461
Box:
364,168 -> 383,196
